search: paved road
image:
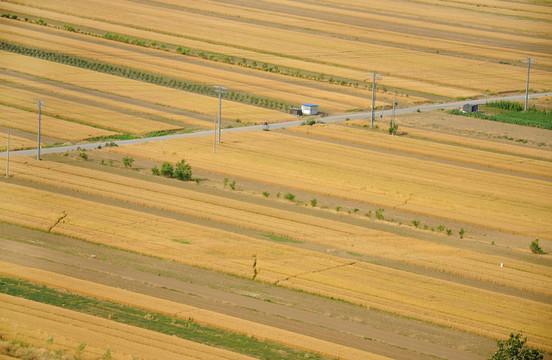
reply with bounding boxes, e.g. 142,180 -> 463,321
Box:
1,92 -> 550,157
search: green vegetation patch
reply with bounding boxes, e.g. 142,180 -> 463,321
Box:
171,238 -> 190,245
263,234 -> 302,244
448,101 -> 552,129
0,276 -> 328,360
0,41 -> 294,112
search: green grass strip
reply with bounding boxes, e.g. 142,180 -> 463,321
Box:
447,108 -> 552,129
0,276 -> 328,360
263,234 -> 303,243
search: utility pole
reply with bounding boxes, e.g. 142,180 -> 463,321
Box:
391,93 -> 396,134
35,99 -> 45,160
213,114 -> 217,154
213,86 -> 227,142
5,130 -> 9,178
370,72 -> 380,128
523,57 -> 535,111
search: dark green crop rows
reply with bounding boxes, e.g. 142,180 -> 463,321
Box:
0,41 -> 294,112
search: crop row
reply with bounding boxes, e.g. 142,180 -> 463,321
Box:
0,41 -> 295,112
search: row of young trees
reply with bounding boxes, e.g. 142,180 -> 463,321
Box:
0,41 -> 294,112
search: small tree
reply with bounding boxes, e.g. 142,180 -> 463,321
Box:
122,156 -> 134,168
151,166 -> 160,175
530,239 -> 544,254
172,159 -> 192,181
488,332 -> 543,360
388,120 -> 398,135
160,161 -> 173,177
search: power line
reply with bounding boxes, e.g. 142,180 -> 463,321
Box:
523,57 -> 536,111
369,72 -> 381,128
213,86 -> 226,143
35,99 -> 45,160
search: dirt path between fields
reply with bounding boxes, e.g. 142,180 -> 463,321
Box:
0,233 -> 494,360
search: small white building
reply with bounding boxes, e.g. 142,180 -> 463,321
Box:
301,103 -> 318,115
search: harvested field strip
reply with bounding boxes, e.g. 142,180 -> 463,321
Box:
0,264 -> 388,360
2,260 -> 551,353
0,132 -> 37,151
298,0 -> 552,36
414,0 -> 551,19
168,0 -> 552,66
43,2 -> 543,93
396,125 -> 552,162
0,71 -> 210,129
0,295 -> 257,360
288,124 -> 552,178
0,182 -> 551,342
114,131 -> 552,239
0,81 -> 178,136
0,4 -> 477,99
6,1 -> 552,95
0,278 -> 329,360
3,156 -> 551,296
0,22 -> 373,112
0,103 -> 116,141
0,39 -> 295,114
0,52 -> 292,124
0,181 -> 358,281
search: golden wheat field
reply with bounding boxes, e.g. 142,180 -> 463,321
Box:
1,0 -> 552,359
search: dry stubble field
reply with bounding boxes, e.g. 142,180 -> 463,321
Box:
1,0 -> 552,359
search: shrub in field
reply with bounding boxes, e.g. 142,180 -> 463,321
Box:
284,193 -> 296,201
78,152 -> 88,160
223,177 -> 229,188
229,180 -> 236,190
375,208 -> 384,220
412,220 -> 420,228
488,332 -> 543,360
173,159 -> 192,181
530,239 -> 544,254
459,228 -> 465,239
123,156 -> 134,168
446,228 -> 452,236
388,120 -> 398,135
310,199 -> 317,207
262,191 -> 270,197
160,161 -> 174,177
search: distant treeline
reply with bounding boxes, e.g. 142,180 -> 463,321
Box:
0,41 -> 295,112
